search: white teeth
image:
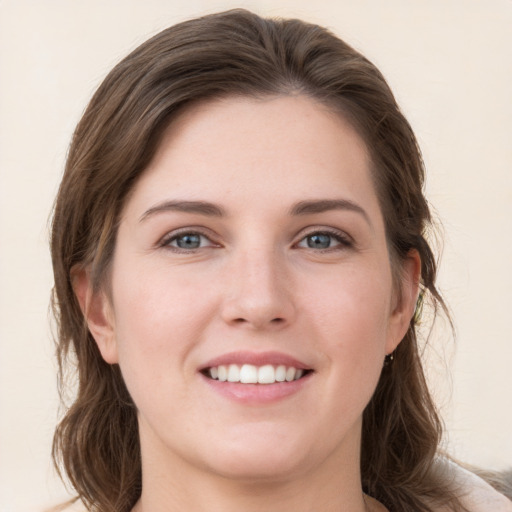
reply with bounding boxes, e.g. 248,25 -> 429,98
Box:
227,364 -> 240,382
240,364 -> 258,383
206,363 -> 308,384
275,365 -> 286,382
217,365 -> 227,382
258,364 -> 275,384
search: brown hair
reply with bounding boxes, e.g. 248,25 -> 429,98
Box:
51,9 -> 463,511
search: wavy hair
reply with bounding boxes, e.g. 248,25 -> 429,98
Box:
51,9 -> 464,511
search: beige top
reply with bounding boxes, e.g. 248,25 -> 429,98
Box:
451,462 -> 512,512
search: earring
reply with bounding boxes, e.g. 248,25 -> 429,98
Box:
383,352 -> 394,367
413,290 -> 424,324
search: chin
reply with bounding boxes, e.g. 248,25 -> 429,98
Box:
199,427 -> 315,482
206,453 -> 306,483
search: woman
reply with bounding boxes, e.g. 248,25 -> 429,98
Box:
50,9 -> 511,512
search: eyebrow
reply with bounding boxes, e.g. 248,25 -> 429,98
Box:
139,200 -> 226,222
289,199 -> 371,226
139,198 -> 371,226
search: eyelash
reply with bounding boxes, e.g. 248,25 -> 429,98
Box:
158,228 -> 353,253
158,229 -> 218,252
295,229 -> 353,252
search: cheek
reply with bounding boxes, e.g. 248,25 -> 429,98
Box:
302,261 -> 393,366
113,255 -> 208,330
108,258 -> 216,387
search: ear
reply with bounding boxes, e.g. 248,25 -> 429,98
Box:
72,266 -> 119,364
385,250 -> 421,355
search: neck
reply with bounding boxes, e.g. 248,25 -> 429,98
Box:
132,426 -> 370,512
133,479 -> 370,512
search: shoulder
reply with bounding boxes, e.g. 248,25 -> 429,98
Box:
443,459 -> 512,512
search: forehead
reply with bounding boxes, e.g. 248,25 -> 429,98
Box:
125,94 -> 381,221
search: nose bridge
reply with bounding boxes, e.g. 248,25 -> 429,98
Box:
221,242 -> 295,329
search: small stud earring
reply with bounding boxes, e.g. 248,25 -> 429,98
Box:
384,352 -> 394,367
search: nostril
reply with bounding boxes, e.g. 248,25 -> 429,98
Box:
231,317 -> 285,326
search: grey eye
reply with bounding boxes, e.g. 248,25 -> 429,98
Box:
162,230 -> 218,252
173,233 -> 203,249
306,233 -> 333,249
297,231 -> 350,251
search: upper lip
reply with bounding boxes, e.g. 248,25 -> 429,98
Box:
199,351 -> 312,371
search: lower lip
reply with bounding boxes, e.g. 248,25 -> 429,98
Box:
200,373 -> 312,404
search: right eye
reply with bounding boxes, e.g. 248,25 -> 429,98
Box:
161,231 -> 216,251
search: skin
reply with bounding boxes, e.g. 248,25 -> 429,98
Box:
76,95 -> 420,512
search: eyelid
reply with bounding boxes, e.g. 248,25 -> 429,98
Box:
157,226 -> 220,250
294,226 -> 354,249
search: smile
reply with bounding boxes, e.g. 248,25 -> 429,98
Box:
204,364 -> 310,384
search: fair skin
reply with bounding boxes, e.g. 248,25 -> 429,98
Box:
76,95 -> 420,512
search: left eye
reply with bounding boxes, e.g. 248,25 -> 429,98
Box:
164,232 -> 213,250
297,232 -> 348,250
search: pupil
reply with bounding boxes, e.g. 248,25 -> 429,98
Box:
177,234 -> 200,248
308,233 -> 331,249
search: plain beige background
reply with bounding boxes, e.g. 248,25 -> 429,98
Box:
0,1 -> 511,510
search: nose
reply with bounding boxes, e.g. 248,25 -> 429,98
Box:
220,249 -> 296,330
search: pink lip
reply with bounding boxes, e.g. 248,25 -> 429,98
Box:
198,351 -> 313,405
199,350 -> 311,371
201,373 -> 313,404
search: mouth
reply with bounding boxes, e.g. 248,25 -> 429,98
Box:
201,364 -> 313,384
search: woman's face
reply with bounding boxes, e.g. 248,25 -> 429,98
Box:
84,95 -> 418,483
